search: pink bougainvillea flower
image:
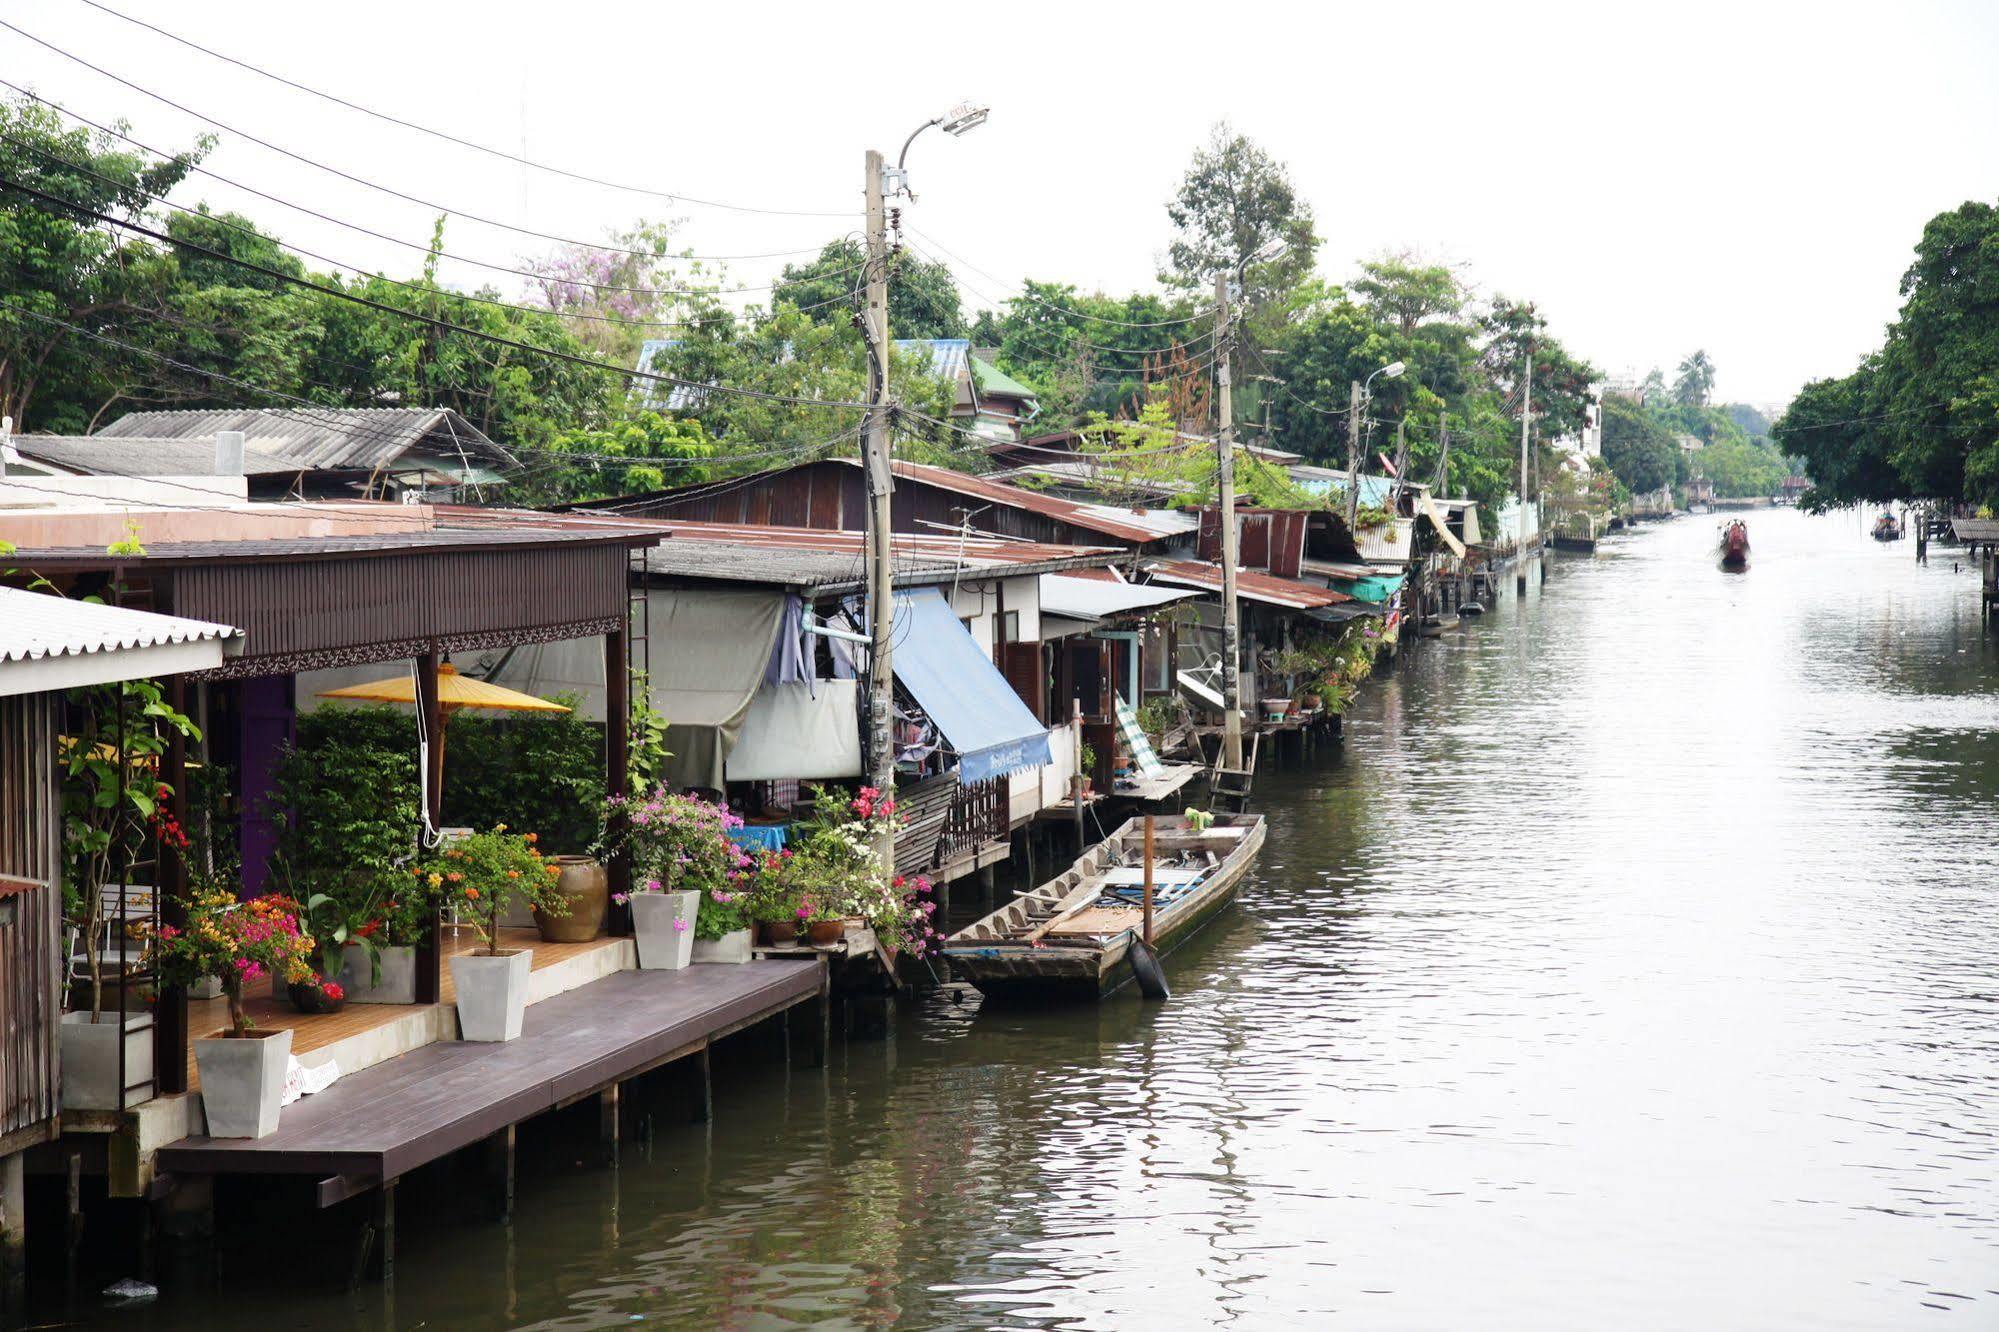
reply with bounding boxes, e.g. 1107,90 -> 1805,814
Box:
611,892 -> 631,907
672,917 -> 689,932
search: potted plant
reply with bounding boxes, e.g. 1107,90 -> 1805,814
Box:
439,826 -> 565,1042
1077,741 -> 1098,795
153,888 -> 317,1139
602,789 -> 749,970
690,877 -> 754,963
58,679 -> 197,1112
782,786 -> 942,959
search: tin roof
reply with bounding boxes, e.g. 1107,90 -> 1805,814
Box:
95,408 -> 515,472
831,458 -> 1190,545
0,587 -> 241,695
640,520 -> 1121,591
12,435 -> 301,477
1142,559 -> 1351,610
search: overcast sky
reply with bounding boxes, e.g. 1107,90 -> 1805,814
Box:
9,0 -> 1998,408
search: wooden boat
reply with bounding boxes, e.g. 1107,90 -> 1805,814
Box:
942,812 -> 1265,1001
1871,512 -> 1903,541
1718,519 -> 1750,569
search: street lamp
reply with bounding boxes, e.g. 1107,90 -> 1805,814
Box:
1346,360 -> 1408,525
897,100 -> 991,175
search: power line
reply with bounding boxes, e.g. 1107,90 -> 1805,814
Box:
0,81 -> 838,268
66,0 -> 854,220
0,173 -> 875,411
1,125 -> 863,320
907,227 -> 1216,329
0,18 -> 857,262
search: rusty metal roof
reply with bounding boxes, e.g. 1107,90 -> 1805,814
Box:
1142,559 -> 1351,610
829,457 -> 1192,545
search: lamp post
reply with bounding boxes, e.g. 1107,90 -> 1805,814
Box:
863,103 -> 988,863
1344,360 -> 1405,527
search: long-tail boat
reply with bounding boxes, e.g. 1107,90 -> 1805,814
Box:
1718,519 -> 1750,569
1871,512 -> 1903,541
941,812 -> 1265,1002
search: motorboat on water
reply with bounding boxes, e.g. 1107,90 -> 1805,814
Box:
1871,512 -> 1904,541
1718,519 -> 1750,569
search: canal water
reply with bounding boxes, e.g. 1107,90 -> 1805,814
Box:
100,509 -> 1999,1329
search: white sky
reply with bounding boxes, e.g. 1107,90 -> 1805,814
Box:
9,0 -> 1998,408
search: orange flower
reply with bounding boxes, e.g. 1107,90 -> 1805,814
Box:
506,869 -> 520,880
524,832 -> 538,844
465,888 -> 480,900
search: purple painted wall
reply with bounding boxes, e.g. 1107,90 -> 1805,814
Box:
237,675 -> 294,898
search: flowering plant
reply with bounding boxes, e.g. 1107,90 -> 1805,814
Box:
149,888 -> 317,1035
427,826 -> 565,955
781,785 -> 941,957
599,788 -> 746,896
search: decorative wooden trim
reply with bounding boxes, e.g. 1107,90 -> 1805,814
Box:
0,873 -> 43,899
186,617 -> 626,681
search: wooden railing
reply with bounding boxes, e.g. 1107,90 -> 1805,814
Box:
937,777 -> 1008,871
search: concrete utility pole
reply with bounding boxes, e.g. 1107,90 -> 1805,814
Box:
863,149 -> 897,848
1345,380 -> 1365,529
1517,352 -> 1533,595
1214,271 -> 1244,772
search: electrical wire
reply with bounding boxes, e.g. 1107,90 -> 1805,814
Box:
66,0 -> 854,220
0,174 -> 875,410
1,128 -> 863,324
907,227 -> 1217,329
0,19 -> 858,262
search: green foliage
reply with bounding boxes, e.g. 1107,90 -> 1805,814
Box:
429,827 -> 563,954
1601,395 -> 1678,495
1776,199 -> 1999,509
1673,350 -> 1716,406
773,238 -> 965,340
60,674 -> 200,1018
1163,122 -> 1319,313
505,411 -> 717,505
970,282 -> 1206,424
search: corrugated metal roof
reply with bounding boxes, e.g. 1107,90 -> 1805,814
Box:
831,457 -> 1189,545
1039,574 -> 1196,619
0,587 -> 239,663
95,408 -> 515,472
1952,518 -> 1999,541
1354,517 -> 1416,566
642,520 -> 1121,590
1142,560 -> 1351,610
12,435 -> 300,477
967,355 -> 1038,402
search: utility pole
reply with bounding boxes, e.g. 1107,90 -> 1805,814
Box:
1345,380 -> 1365,529
863,148 -> 897,864
1517,352 -> 1533,595
1214,271 -> 1244,772
1389,417 -> 1409,511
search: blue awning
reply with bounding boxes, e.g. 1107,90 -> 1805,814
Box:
891,588 -> 1052,783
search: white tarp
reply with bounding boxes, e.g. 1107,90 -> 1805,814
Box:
726,681 -> 861,781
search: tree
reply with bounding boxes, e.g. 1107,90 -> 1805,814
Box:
1481,298 -> 1599,443
970,281 -> 1205,427
772,238 -> 965,341
1600,395 -> 1678,495
522,220 -> 717,365
1070,391 -> 1322,509
505,411 -> 718,505
0,97 -> 207,428
1351,254 -> 1468,336
1774,199 -> 1999,508
1163,122 -> 1318,310
1673,349 -> 1716,406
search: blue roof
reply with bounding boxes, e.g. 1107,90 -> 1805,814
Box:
891,587 -> 1051,782
633,339 -> 703,412
1288,466 -> 1396,506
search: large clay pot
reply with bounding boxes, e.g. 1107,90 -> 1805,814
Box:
534,855 -> 607,944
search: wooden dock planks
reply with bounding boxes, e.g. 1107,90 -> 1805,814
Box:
155,959 -> 822,1184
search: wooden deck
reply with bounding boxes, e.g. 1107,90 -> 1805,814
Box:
156,958 -> 822,1186
181,927 -> 624,1090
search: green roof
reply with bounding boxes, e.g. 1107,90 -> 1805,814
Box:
969,357 -> 1038,403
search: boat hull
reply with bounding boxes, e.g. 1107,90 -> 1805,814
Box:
946,817 -> 1266,1003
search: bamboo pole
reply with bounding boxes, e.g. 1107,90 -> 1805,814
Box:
1142,815 -> 1155,946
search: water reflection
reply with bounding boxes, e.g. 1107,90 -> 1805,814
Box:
88,511 -> 1999,1330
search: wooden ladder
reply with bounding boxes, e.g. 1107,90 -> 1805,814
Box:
1208,731 -> 1259,814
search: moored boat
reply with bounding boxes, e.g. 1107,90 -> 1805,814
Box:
942,812 -> 1265,1001
1718,519 -> 1750,569
1871,512 -> 1903,541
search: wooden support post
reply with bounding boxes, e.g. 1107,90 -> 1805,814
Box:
1070,699 -> 1086,855
680,1048 -> 712,1124
414,650 -> 444,1004
599,1083 -> 622,1165
0,1152 -> 24,1322
487,1125 -> 516,1222
604,628 -> 632,923
1141,815 -> 1155,946
64,1149 -> 82,1295
787,973 -> 829,1069
374,1180 -> 397,1284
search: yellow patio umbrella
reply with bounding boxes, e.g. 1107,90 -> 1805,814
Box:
317,662 -> 570,790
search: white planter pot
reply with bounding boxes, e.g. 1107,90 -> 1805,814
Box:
193,1027 -> 292,1139
450,949 -> 532,1042
60,1011 -> 154,1111
690,927 -> 753,965
188,976 -> 223,1001
339,943 -> 418,1004
631,891 -> 699,970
